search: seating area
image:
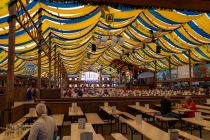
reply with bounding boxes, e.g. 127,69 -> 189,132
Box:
1,99 -> 210,139
1,0 -> 210,140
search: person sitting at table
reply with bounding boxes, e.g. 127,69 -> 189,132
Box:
28,103 -> 57,140
182,96 -> 197,118
160,95 -> 179,118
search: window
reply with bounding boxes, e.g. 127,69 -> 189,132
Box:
81,72 -> 98,81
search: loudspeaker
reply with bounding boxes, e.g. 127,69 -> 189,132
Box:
92,44 -> 96,52
156,46 -> 161,54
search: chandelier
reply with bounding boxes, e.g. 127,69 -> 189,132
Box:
94,34 -> 125,46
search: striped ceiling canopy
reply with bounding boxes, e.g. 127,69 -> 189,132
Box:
0,0 -> 210,77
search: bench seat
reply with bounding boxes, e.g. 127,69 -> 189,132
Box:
111,133 -> 128,140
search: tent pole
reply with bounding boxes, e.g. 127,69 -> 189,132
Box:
7,0 -> 17,116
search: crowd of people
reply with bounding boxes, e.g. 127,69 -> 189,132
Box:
62,87 -> 209,98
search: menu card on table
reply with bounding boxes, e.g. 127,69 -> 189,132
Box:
207,99 -> 210,104
80,132 -> 93,140
145,104 -> 150,109
104,102 -> 109,108
195,112 -> 202,120
78,118 -> 86,129
136,114 -> 142,125
168,129 -> 179,140
112,106 -> 116,113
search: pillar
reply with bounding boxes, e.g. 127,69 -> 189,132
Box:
54,46 -> 57,87
37,8 -> 42,98
7,0 -> 17,111
48,32 -> 52,88
169,56 -> 172,88
154,60 -> 157,88
188,50 -> 192,90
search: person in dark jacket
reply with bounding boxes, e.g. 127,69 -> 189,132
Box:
160,95 -> 179,128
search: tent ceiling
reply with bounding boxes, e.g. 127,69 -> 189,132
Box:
0,0 -> 210,77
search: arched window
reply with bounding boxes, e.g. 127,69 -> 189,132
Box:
81,72 -> 98,81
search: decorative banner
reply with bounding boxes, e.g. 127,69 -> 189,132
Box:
24,62 -> 36,75
105,13 -> 114,24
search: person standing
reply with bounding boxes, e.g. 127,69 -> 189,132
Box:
26,86 -> 32,101
28,103 -> 57,140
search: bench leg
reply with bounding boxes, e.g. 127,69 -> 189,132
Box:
141,134 -> 144,140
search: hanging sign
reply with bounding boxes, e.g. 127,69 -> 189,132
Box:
24,62 -> 36,75
105,13 -> 114,24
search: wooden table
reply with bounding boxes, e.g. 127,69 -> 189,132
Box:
155,104 -> 192,114
197,109 -> 210,115
68,107 -> 84,116
69,106 -> 84,122
173,108 -> 192,114
0,128 -> 30,140
196,105 -> 210,110
182,117 -> 210,138
52,114 -> 64,127
128,105 -> 159,117
99,106 -> 123,134
99,106 -> 123,115
125,119 -> 169,140
70,123 -> 104,140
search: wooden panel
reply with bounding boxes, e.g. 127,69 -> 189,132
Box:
13,87 -> 28,101
0,95 -> 8,111
40,89 -> 61,99
11,104 -> 26,123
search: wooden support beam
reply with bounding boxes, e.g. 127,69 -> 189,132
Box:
154,60 -> 157,88
58,53 -> 60,88
169,56 -> 172,88
37,9 -> 42,99
54,47 -> 57,87
53,0 -> 210,12
7,0 -> 17,112
48,33 -> 52,88
188,50 -> 192,90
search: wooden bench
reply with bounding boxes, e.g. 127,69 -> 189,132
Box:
111,133 -> 128,140
154,115 -> 178,130
85,113 -> 107,133
178,130 -> 202,140
197,109 -> 210,115
203,127 -> 210,131
96,134 -> 105,140
62,136 -> 71,140
119,112 -> 136,134
13,117 -> 27,125
122,112 -> 135,120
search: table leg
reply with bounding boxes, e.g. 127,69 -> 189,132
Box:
199,126 -> 202,138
